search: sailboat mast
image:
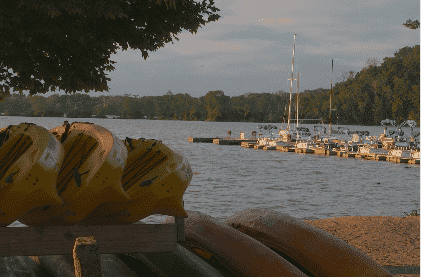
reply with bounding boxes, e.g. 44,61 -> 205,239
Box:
329,59 -> 333,136
296,72 -> 299,128
287,34 -> 296,131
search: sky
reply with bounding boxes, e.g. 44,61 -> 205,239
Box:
20,0 -> 421,99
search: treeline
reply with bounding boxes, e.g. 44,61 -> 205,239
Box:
0,45 -> 419,125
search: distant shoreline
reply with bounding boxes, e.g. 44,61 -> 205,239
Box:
2,114 -> 419,128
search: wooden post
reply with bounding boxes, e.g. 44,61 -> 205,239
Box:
175,201 -> 186,242
175,217 -> 185,242
73,236 -> 102,277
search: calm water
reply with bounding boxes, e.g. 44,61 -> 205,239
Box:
3,117 -> 419,226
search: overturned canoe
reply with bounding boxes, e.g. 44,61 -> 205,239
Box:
29,254 -> 139,277
225,208 -> 392,277
0,255 -> 54,277
165,210 -> 308,277
120,220 -> 224,277
0,123 -> 64,227
19,122 -> 130,226
78,138 -> 192,225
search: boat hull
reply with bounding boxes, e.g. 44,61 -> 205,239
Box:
0,123 -> 65,226
164,210 -> 308,277
19,122 -> 130,226
78,138 -> 192,225
225,208 -> 392,277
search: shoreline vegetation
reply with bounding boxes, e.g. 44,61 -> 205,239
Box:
0,45 -> 419,126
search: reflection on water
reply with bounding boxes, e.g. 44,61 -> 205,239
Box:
2,117 -> 419,226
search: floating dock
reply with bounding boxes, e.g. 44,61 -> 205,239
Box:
295,148 -> 313,154
408,158 -> 420,164
343,152 -> 357,158
313,148 -> 326,155
337,151 -> 346,157
188,137 -> 219,143
241,142 -> 256,148
213,139 -> 258,145
188,134 -> 420,165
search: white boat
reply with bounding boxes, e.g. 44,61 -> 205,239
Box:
410,150 -> 420,159
256,125 -> 279,146
389,149 -> 411,158
358,146 -> 389,156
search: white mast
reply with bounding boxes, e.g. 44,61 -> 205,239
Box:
296,72 -> 299,140
287,34 -> 296,132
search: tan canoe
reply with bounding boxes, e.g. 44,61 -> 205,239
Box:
225,208 -> 393,277
165,210 -> 308,277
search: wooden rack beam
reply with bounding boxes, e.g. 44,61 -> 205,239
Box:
0,217 -> 186,257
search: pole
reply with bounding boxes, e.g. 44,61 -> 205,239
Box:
329,59 -> 333,137
296,72 -> 299,127
287,34 -> 296,132
296,72 -> 299,140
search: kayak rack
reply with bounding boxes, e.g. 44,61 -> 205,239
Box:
0,216 -> 185,277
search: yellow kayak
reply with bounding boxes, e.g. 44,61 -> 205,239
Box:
18,122 -> 131,226
0,123 -> 64,226
78,138 -> 192,225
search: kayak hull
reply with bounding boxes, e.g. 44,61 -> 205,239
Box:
225,208 -> 392,277
0,123 -> 65,226
165,210 -> 308,277
79,139 -> 192,225
19,122 -> 130,226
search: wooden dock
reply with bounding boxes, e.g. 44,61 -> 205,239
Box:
263,145 -> 276,150
343,152 -> 356,158
408,158 -> 420,164
375,155 -> 387,161
355,153 -> 367,159
337,151 -> 346,157
241,142 -> 256,148
389,156 -> 410,163
313,148 -> 326,155
276,145 -> 289,152
213,139 -> 257,145
325,149 -> 336,156
365,154 -> 377,160
295,148 -> 314,154
189,135 -> 420,166
188,137 -> 219,143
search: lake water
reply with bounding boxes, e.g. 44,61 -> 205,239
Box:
2,117 -> 419,226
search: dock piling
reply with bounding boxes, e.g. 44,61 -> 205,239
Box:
73,236 -> 102,277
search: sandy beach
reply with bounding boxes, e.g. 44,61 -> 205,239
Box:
304,215 -> 420,277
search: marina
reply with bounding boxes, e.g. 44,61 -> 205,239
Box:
189,121 -> 420,165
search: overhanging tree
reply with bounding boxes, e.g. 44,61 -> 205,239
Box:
403,19 -> 420,29
0,0 -> 221,100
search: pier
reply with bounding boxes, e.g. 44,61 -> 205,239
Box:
190,131 -> 258,145
213,138 -> 258,145
187,137 -> 219,143
188,131 -> 420,164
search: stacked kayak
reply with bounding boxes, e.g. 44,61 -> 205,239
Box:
19,122 -> 132,226
77,137 -> 192,225
0,123 -> 65,227
0,121 -> 192,227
